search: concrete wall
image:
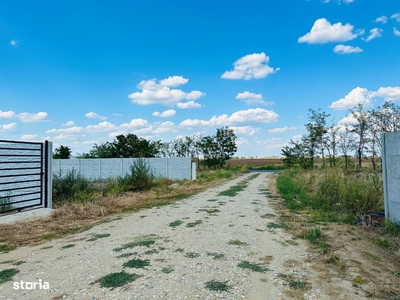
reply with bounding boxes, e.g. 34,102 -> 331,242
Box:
52,157 -> 193,180
381,132 -> 400,224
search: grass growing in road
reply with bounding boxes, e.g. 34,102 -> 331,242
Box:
87,233 -> 111,241
0,245 -> 17,253
93,271 -> 140,289
169,220 -> 183,227
0,268 -> 19,284
237,261 -> 270,273
123,258 -> 150,269
186,220 -> 202,228
61,244 -> 75,249
228,240 -> 249,246
205,280 -> 230,292
113,235 -> 158,252
185,252 -> 200,258
162,267 -> 174,274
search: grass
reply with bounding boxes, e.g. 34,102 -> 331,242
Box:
0,268 -> 19,284
376,238 -> 390,249
61,244 -> 75,249
169,220 -> 183,227
0,245 -> 17,253
113,235 -> 158,252
197,208 -> 220,214
116,252 -> 137,258
93,271 -> 140,289
289,280 -> 307,290
205,280 -> 230,292
161,267 -> 174,274
123,258 -> 150,269
267,222 -> 289,230
237,261 -> 270,273
185,252 -> 200,258
186,220 -> 202,228
228,240 -> 248,246
87,233 -> 111,241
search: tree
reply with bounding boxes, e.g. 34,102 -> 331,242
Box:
53,145 -> 72,159
199,127 -> 237,169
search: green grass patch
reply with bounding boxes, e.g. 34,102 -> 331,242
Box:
186,220 -> 202,228
169,220 -> 183,227
198,208 -> 221,214
161,267 -> 174,274
205,280 -> 230,292
123,258 -> 150,269
384,218 -> 400,235
116,252 -> 137,259
306,228 -> 322,244
87,233 -> 111,241
93,271 -> 140,289
61,244 -> 75,249
228,240 -> 249,246
185,252 -> 200,258
267,222 -> 289,230
289,280 -> 307,289
0,245 -> 17,253
219,184 -> 246,197
376,238 -> 390,249
113,235 -> 158,252
237,261 -> 270,273
0,268 -> 19,284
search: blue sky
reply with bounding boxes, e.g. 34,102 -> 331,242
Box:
1,0 -> 399,157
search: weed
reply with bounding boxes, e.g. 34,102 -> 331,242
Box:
267,222 -> 289,230
185,252 -> 200,258
143,249 -> 159,255
174,248 -> 184,253
61,244 -> 75,249
116,252 -> 137,259
162,267 -> 174,274
352,276 -> 366,284
289,280 -> 307,290
0,192 -> 12,212
261,213 -> 275,218
0,268 -> 19,284
123,258 -> 150,269
41,246 -> 53,250
186,220 -> 202,228
306,228 -> 322,244
87,233 -> 110,241
198,208 -> 220,214
212,253 -> 225,260
259,255 -> 273,263
169,220 -> 183,227
0,245 -> 17,253
93,271 -> 140,289
228,240 -> 248,246
52,169 -> 90,203
118,158 -> 154,192
237,261 -> 270,273
11,261 -> 25,266
113,236 -> 157,252
219,184 -> 246,197
376,238 -> 390,249
384,218 -> 400,235
393,271 -> 400,278
207,199 -> 217,202
205,280 -> 230,292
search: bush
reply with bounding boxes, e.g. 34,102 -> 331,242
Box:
118,158 -> 154,192
52,169 -> 89,203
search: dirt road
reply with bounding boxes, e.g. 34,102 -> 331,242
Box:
1,173 -> 325,300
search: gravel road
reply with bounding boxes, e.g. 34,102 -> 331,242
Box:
0,172 -> 324,300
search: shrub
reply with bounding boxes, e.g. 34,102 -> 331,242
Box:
118,158 -> 154,192
52,169 -> 89,203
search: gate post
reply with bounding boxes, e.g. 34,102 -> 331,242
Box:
44,141 -> 53,209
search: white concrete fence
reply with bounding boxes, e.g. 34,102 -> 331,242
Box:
52,157 -> 195,181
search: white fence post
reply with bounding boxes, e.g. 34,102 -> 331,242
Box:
191,162 -> 197,180
45,141 -> 53,209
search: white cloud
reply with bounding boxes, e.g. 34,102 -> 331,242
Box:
176,101 -> 202,109
322,0 -> 355,4
229,126 -> 261,136
85,112 -> 107,120
394,28 -> 400,36
268,126 -> 297,134
333,44 -> 363,54
152,109 -> 176,118
298,18 -> 361,44
0,110 -> 48,122
180,108 -> 279,128
221,52 -> 279,80
159,76 -> 188,87
10,40 -> 19,46
128,76 -> 205,107
330,87 -> 373,110
20,134 -> 38,141
373,86 -> 400,101
363,28 -> 383,42
62,121 -> 75,126
18,112 -> 49,123
0,122 -> 17,132
255,137 -> 288,150
153,121 -> 176,134
391,13 -> 400,22
235,91 -> 273,106
375,16 -> 387,24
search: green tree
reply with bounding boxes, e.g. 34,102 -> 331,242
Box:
53,145 -> 72,159
199,127 -> 237,169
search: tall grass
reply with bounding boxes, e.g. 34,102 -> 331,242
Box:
276,167 -> 383,223
118,158 -> 154,192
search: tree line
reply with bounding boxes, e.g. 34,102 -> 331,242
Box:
282,102 -> 400,170
53,126 -> 238,169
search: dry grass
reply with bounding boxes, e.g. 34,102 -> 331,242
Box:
0,177 -> 229,249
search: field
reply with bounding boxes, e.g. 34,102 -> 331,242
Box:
226,158 -> 284,168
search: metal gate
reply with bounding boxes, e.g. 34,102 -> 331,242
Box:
0,140 -> 51,214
